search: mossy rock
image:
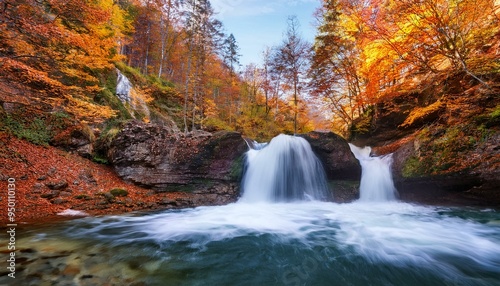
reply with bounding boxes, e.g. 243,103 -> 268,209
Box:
229,155 -> 245,181
74,194 -> 92,200
110,188 -> 128,197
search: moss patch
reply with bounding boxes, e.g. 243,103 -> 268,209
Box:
110,188 -> 128,197
1,110 -> 73,146
229,155 -> 245,181
401,121 -> 494,177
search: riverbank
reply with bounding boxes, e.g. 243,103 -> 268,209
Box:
0,132 -> 237,224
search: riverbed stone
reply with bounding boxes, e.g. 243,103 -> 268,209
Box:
41,190 -> 60,199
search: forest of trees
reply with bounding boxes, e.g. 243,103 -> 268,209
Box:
311,0 -> 499,133
1,0 -> 499,140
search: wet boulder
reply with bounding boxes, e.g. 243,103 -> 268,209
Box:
300,131 -> 361,180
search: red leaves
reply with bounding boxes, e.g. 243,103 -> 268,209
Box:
0,133 -> 193,224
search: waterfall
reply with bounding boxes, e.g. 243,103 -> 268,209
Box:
348,144 -> 398,202
116,69 -> 151,121
116,69 -> 132,103
240,134 -> 331,203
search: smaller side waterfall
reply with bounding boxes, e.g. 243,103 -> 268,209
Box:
240,134 -> 331,203
116,69 -> 151,121
348,144 -> 398,202
116,69 -> 132,103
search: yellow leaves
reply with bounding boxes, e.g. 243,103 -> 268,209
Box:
60,67 -> 100,85
203,98 -> 218,118
400,100 -> 444,128
361,40 -> 395,70
133,87 -> 154,104
338,13 -> 359,41
429,54 -> 452,71
85,85 -> 103,94
63,94 -> 117,124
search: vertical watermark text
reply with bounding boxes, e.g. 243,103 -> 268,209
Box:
6,177 -> 16,279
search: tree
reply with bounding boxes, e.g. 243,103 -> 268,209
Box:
0,0 -> 125,122
364,0 -> 499,88
221,33 -> 240,74
274,16 -> 311,134
310,0 -> 367,131
181,0 -> 224,132
158,0 -> 182,78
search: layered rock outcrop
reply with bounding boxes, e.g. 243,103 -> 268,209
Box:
108,121 -> 248,205
108,126 -> 362,204
389,133 -> 500,206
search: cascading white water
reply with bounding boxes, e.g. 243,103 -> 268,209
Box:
116,69 -> 151,121
348,143 -> 398,202
240,134 -> 331,203
116,69 -> 132,103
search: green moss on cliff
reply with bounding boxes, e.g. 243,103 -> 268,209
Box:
0,109 -> 73,146
230,155 -> 245,181
402,121 -> 494,177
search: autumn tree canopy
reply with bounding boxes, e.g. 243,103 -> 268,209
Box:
310,0 -> 499,133
2,0 -> 498,140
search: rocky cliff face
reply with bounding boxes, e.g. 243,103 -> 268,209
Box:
108,121 -> 248,204
353,74 -> 500,206
389,131 -> 500,206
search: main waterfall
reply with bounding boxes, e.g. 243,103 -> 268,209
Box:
240,134 -> 331,203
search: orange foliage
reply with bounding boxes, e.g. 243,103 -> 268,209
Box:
311,0 -> 500,132
0,0 -> 128,123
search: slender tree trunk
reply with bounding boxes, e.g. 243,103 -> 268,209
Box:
144,21 -> 151,75
293,82 -> 298,135
192,64 -> 198,131
158,15 -> 165,78
184,42 -> 192,133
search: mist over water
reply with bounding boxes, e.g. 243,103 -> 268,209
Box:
25,202 -> 500,285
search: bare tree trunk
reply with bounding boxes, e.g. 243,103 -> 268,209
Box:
158,15 -> 165,78
144,20 -> 151,75
293,82 -> 298,135
184,42 -> 192,133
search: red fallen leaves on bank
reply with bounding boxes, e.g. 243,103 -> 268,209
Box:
0,132 -> 194,224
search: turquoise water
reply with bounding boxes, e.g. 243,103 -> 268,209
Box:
4,201 -> 500,285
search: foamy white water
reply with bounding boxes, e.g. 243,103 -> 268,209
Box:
241,134 -> 330,202
116,69 -> 132,103
349,143 -> 399,201
59,201 -> 500,285
10,134 -> 499,285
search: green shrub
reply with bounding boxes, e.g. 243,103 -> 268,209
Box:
3,115 -> 53,146
92,155 -> 109,165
